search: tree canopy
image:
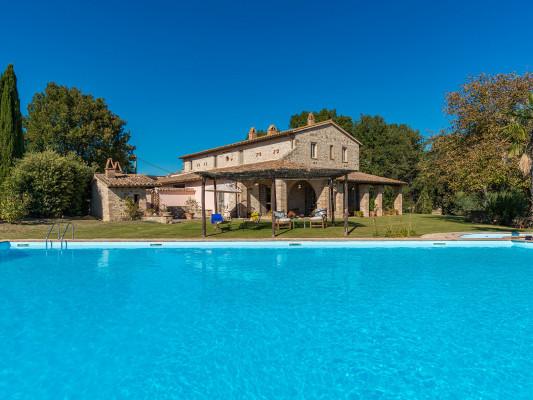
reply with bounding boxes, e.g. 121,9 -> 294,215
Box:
0,65 -> 24,183
353,115 -> 423,185
419,73 -> 533,211
25,83 -> 136,171
289,109 -> 423,185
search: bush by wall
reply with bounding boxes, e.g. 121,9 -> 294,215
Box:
0,151 -> 94,219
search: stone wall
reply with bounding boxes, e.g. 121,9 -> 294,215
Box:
184,136 -> 293,172
285,125 -> 359,171
91,179 -> 108,220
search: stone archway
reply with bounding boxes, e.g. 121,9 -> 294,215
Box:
287,180 -> 317,216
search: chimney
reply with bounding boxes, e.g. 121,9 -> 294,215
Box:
105,158 -> 116,178
248,127 -> 256,140
307,112 -> 315,126
104,158 -> 122,178
267,124 -> 278,135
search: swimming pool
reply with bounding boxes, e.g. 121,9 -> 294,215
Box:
1,241 -> 532,398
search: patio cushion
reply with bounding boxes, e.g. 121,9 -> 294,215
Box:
274,211 -> 287,219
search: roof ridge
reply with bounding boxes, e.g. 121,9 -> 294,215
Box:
179,119 -> 360,160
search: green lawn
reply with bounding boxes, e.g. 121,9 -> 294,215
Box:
0,214 -> 518,240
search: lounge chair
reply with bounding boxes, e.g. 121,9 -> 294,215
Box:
274,211 -> 292,231
211,213 -> 231,232
240,213 -> 262,229
309,208 -> 327,228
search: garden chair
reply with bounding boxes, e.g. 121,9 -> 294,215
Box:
309,208 -> 327,228
211,213 -> 231,232
274,211 -> 292,231
240,212 -> 262,229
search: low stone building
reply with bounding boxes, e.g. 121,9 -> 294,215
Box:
91,159 -> 156,222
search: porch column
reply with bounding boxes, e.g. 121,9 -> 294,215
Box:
359,184 -> 370,217
329,178 -> 335,225
394,186 -> 403,215
234,180 -> 239,218
201,176 -> 207,238
271,177 -> 277,238
374,185 -> 384,217
343,174 -> 348,236
213,179 -> 218,214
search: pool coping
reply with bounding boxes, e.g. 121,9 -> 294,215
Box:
2,230 -> 524,242
4,238 -> 533,250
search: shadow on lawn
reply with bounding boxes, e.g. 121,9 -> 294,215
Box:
423,215 -> 517,232
206,220 -> 367,238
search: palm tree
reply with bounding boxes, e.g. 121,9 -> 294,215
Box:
505,92 -> 533,222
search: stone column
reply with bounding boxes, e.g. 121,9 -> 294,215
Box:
335,182 -> 344,219
276,179 -> 287,213
374,185 -> 384,217
359,184 -> 370,217
394,186 -> 403,215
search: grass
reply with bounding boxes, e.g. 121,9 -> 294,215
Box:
0,214 -> 519,240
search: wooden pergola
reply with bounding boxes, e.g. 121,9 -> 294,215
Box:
195,160 -> 357,238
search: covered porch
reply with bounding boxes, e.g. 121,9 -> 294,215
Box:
340,172 -> 406,218
196,160 -> 357,238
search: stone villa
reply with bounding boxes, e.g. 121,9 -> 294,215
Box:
91,113 -> 405,222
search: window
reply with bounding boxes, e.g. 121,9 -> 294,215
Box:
329,145 -> 334,160
311,142 -> 318,159
342,147 -> 348,163
133,194 -> 140,204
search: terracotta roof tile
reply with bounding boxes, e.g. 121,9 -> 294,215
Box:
94,173 -> 156,188
179,120 -> 362,159
341,172 -> 406,185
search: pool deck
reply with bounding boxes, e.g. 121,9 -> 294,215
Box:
0,232 -> 518,242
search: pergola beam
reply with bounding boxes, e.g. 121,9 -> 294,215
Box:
213,179 -> 218,214
343,174 -> 348,236
271,176 -> 277,238
201,176 -> 207,238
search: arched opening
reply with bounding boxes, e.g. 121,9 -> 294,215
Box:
288,180 -> 317,216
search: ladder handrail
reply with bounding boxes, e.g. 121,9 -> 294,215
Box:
59,222 -> 74,245
45,222 -> 60,247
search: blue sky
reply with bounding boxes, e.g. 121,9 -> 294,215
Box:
1,0 -> 531,174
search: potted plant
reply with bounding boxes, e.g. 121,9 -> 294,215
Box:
184,198 -> 199,220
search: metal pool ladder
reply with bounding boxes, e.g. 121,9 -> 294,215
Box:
45,222 -> 75,248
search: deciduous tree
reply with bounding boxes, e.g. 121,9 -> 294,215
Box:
25,83 -> 136,171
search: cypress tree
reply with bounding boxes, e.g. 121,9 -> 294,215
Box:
0,64 -> 24,183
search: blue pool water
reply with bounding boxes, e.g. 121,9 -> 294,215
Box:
1,244 -> 532,399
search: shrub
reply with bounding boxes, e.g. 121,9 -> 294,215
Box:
2,151 -> 94,218
415,187 -> 433,214
452,192 -> 483,216
0,186 -> 30,223
185,197 -> 199,213
483,191 -> 528,226
123,197 -> 141,220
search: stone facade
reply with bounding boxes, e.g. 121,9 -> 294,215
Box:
91,176 -> 150,222
175,120 -> 365,218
